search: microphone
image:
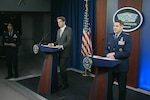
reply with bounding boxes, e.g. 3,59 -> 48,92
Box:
91,47 -> 96,58
33,32 -> 49,54
38,32 -> 49,45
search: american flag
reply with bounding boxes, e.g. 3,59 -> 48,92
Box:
81,29 -> 92,56
81,0 -> 92,56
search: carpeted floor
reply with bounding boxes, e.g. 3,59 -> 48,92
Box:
17,71 -> 92,100
17,71 -> 150,100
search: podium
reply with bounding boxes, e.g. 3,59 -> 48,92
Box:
37,45 -> 61,94
88,55 -> 121,100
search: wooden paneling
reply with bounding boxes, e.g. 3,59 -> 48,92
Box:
94,0 -> 107,99
95,0 -> 107,56
118,0 -> 142,87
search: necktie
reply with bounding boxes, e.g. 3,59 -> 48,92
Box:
9,32 -> 12,36
114,34 -> 118,39
59,29 -> 63,38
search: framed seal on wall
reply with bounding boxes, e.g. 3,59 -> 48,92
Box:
113,7 -> 143,32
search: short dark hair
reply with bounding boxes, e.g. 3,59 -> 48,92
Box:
7,22 -> 13,28
57,16 -> 66,22
115,20 -> 124,26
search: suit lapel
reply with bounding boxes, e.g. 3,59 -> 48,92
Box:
117,32 -> 123,41
7,32 -> 9,36
111,33 -> 116,48
8,31 -> 14,37
60,27 -> 66,40
11,32 -> 14,37
57,29 -> 60,41
114,32 -> 124,48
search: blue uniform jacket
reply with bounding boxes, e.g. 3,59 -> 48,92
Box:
104,32 -> 132,72
2,31 -> 21,55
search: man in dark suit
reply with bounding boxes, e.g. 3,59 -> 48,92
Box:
104,20 -> 132,100
49,16 -> 72,89
2,23 -> 21,79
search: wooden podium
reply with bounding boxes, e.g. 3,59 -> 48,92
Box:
88,55 -> 121,100
37,45 -> 61,94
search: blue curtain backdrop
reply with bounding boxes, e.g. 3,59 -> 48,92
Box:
51,0 -> 96,70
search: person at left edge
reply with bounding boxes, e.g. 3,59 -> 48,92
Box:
2,23 -> 21,79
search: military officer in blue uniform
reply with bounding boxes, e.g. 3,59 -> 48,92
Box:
2,23 -> 21,79
104,20 -> 132,100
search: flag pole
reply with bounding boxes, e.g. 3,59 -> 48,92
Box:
81,0 -> 92,77
82,69 -> 88,77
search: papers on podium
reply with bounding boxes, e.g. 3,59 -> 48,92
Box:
89,55 -> 120,67
40,44 -> 61,53
41,44 -> 60,48
92,55 -> 118,61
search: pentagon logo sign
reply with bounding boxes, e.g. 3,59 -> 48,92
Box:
113,7 -> 143,32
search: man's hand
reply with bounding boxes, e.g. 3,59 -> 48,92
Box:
106,52 -> 115,59
10,43 -> 16,47
4,43 -> 9,46
48,43 -> 63,49
56,45 -> 63,49
4,43 -> 16,47
48,43 -> 54,47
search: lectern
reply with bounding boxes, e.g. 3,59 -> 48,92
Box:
88,55 -> 121,100
37,45 -> 61,94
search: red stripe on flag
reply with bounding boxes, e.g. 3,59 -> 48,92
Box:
83,32 -> 92,54
87,33 -> 92,54
81,29 -> 92,56
82,34 -> 90,55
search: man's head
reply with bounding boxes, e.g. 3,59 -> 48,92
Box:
57,16 -> 66,28
113,20 -> 124,34
7,23 -> 13,32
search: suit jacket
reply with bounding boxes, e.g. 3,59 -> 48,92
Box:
104,32 -> 132,72
54,26 -> 72,57
2,31 -> 21,55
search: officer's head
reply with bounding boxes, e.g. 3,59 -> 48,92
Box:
7,23 -> 13,32
57,16 -> 66,28
113,20 -> 124,34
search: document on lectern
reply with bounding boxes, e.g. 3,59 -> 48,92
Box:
41,44 -> 59,48
41,44 -> 49,47
92,55 -> 118,61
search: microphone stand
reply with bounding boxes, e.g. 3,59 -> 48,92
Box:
33,32 -> 49,54
38,32 -> 49,46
